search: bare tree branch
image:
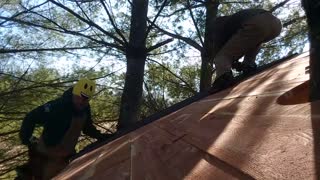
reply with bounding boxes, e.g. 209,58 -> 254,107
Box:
0,63 -> 32,111
0,46 -> 104,54
0,111 -> 27,115
0,15 -> 125,51
0,151 -> 27,165
163,77 -> 192,90
0,72 -> 61,84
143,80 -> 162,112
0,69 -> 124,97
221,1 -> 251,4
145,0 -> 168,38
93,122 -> 114,134
0,1 -> 49,26
283,15 -> 307,27
74,0 -> 92,21
160,4 -> 204,17
148,42 -> 186,56
147,38 -> 173,52
0,167 -> 20,178
0,117 -> 24,121
270,0 -> 291,12
100,0 -> 128,45
147,58 -> 196,93
47,0 -> 125,45
150,19 -> 202,51
186,0 -> 204,46
0,130 -> 19,137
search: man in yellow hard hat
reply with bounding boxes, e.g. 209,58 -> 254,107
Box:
17,78 -> 112,180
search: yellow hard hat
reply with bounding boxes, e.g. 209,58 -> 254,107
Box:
72,78 -> 96,99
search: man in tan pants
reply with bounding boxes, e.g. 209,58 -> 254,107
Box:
211,9 -> 282,89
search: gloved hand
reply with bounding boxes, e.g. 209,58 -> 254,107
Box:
27,136 -> 38,149
232,61 -> 257,75
232,61 -> 243,72
27,136 -> 39,157
242,63 -> 257,75
97,133 -> 116,142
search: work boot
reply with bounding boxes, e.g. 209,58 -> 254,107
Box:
209,71 -> 234,93
242,63 -> 257,76
232,61 -> 243,72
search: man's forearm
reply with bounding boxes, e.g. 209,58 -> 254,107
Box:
19,114 -> 36,145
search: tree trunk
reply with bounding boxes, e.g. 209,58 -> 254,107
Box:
302,0 -> 320,101
118,0 -> 148,129
200,0 -> 219,92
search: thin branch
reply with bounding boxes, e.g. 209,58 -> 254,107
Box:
100,0 -> 128,45
270,0 -> 291,12
0,117 -> 23,122
0,151 -> 27,165
0,111 -> 27,115
147,58 -> 196,93
47,0 -> 125,45
148,47 -> 178,56
160,4 -> 204,17
194,0 -> 205,3
27,6 -> 124,47
147,38 -> 173,52
126,0 -> 133,6
221,1 -> 251,4
0,16 -> 125,51
148,42 -> 186,56
0,15 -> 61,31
0,130 -> 19,137
0,72 -> 62,85
90,67 -> 126,81
150,19 -> 202,51
84,53 -> 108,73
0,46 -> 104,54
0,1 -> 49,26
283,15 -> 306,27
74,0 -> 92,21
0,63 -> 32,111
93,122 -> 114,134
145,0 -> 168,38
186,0 -> 204,46
0,69 -> 125,97
163,78 -> 190,89
143,81 -> 161,111
27,5 -> 92,34
0,168 -> 20,178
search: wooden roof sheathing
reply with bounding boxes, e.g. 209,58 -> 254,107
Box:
54,52 -> 319,179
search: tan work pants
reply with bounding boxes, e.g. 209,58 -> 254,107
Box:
42,158 -> 68,180
28,148 -> 69,180
214,12 -> 282,77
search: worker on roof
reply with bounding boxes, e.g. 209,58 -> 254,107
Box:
210,8 -> 282,89
17,78 -> 113,180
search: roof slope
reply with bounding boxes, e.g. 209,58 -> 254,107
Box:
55,52 -> 319,179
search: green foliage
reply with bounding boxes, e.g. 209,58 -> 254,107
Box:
140,61 -> 199,117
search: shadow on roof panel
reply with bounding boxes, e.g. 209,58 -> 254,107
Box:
55,52 -> 320,180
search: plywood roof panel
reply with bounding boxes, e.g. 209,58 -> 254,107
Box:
55,53 -> 318,179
